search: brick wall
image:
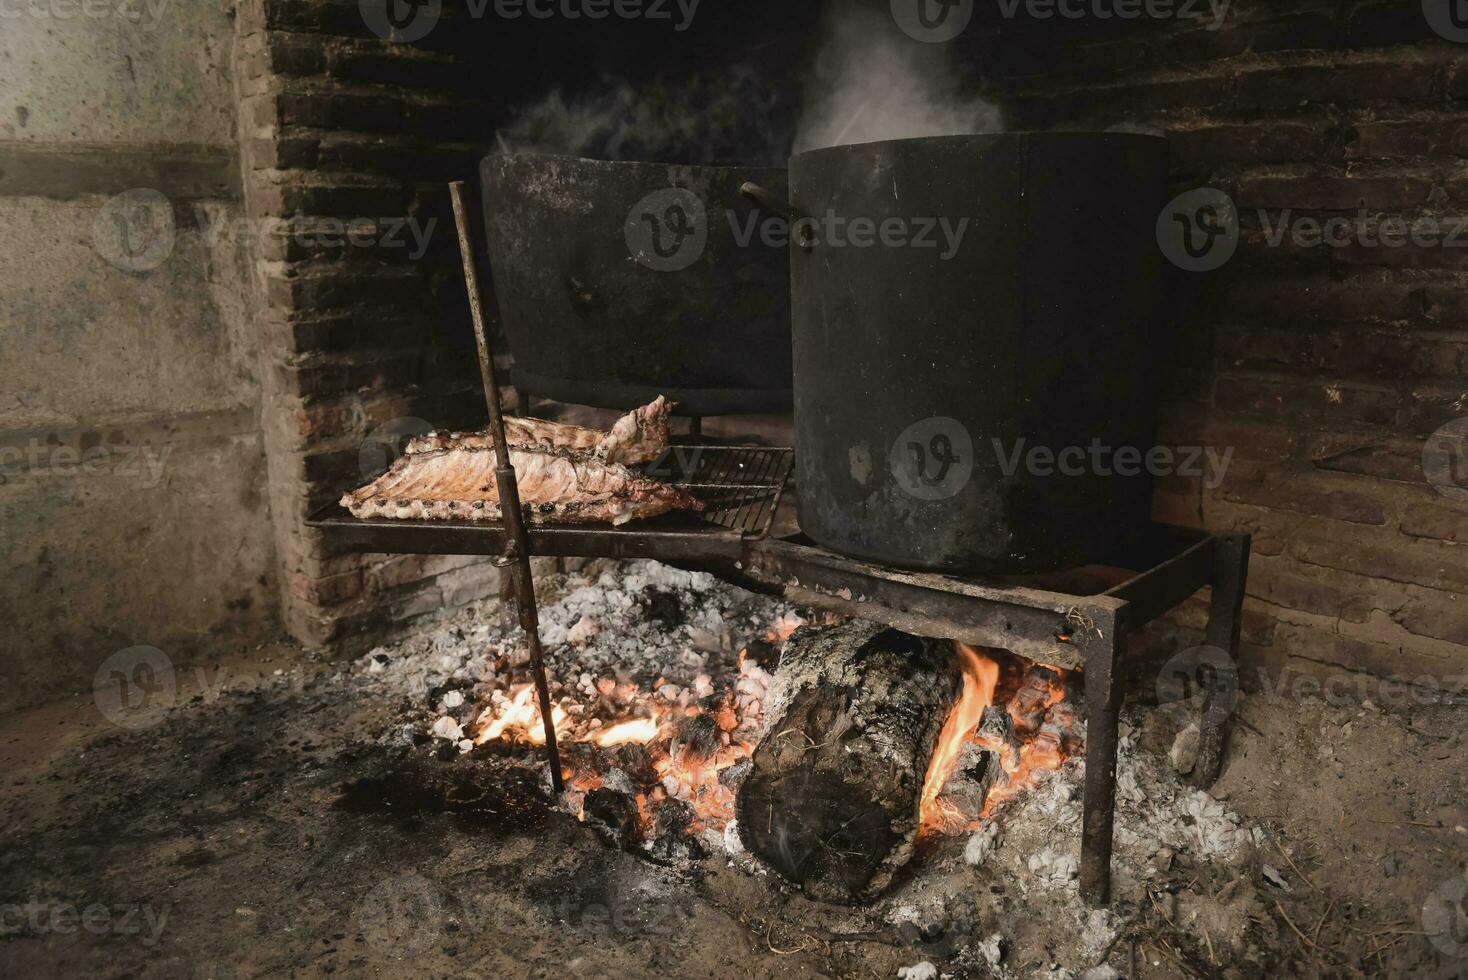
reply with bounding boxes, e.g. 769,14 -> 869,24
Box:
233,0 -> 503,650
228,1 -> 814,652
964,1 -> 1468,684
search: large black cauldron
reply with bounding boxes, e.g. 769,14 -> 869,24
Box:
772,133 -> 1170,574
481,153 -> 792,415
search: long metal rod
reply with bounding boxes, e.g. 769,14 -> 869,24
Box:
448,180 -> 564,792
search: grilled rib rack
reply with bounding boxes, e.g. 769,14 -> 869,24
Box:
307,444 -> 793,561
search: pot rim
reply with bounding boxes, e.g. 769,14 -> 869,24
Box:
791,130 -> 1168,163
483,149 -> 786,175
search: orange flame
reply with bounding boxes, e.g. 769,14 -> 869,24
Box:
595,718 -> 662,747
919,642 -> 1001,831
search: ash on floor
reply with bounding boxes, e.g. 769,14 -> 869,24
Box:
2,559 -> 1466,979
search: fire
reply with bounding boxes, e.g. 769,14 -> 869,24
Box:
470,652 -> 775,836
919,643 -> 1000,830
594,718 -> 661,747
476,685 -> 568,745
919,642 -> 1078,836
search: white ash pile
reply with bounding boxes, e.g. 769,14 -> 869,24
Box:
874,706 -> 1267,977
352,559 -> 802,855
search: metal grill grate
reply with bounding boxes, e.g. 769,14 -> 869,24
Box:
641,445 -> 793,537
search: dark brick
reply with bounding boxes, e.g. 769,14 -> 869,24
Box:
331,45 -> 466,89
288,568 -> 363,606
278,91 -> 404,132
1269,624 -> 1454,688
1234,63 -> 1436,108
1215,461 -> 1390,526
1214,374 -> 1399,427
1402,499 -> 1468,542
1219,326 -> 1466,380
1173,121 -> 1334,165
1247,558 -> 1379,623
1391,596 -> 1468,645
263,270 -> 428,312
1401,387 -> 1468,438
1347,2 -> 1457,48
1347,119 -> 1468,159
257,182 -> 406,217
1236,174 -> 1434,210
1306,434 -> 1429,484
266,31 -> 330,76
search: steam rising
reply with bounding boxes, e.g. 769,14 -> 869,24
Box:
794,7 -> 1002,152
496,68 -> 792,166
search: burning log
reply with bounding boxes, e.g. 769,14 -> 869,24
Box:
735,622 -> 966,904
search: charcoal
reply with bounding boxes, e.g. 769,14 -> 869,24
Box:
674,713 -> 721,764
639,586 -> 684,627
649,797 -> 703,862
583,787 -> 640,849
611,743 -> 657,786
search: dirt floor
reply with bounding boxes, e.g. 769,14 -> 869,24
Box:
2,578 -> 1466,979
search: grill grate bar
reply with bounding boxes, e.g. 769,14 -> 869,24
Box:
643,445 -> 793,537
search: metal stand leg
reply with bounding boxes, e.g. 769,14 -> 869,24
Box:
450,182 -> 564,792
1193,533 -> 1251,789
1079,613 -> 1123,907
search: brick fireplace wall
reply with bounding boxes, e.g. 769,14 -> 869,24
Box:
232,0 -> 1464,689
965,1 -> 1468,685
231,1 -> 813,652
233,0 -> 503,650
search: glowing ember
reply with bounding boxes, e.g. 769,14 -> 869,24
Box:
469,649 -> 775,835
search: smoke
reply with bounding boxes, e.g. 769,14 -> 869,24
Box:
494,4 -> 1001,163
495,66 -> 794,167
793,7 -> 1002,153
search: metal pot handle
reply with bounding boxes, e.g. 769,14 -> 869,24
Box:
739,181 -> 816,249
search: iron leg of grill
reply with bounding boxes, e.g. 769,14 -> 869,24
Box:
1079,621 -> 1123,908
1193,533 -> 1251,789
